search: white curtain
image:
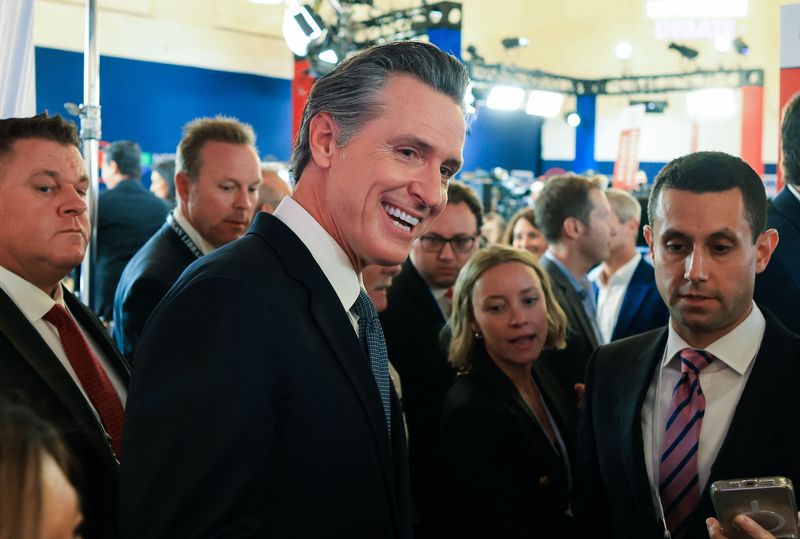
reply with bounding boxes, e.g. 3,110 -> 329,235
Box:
0,0 -> 36,118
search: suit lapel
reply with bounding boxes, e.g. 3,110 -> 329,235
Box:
0,289 -> 118,468
250,214 -> 399,514
708,314 -> 800,482
619,329 -> 667,520
544,259 -> 599,349
613,260 -> 649,340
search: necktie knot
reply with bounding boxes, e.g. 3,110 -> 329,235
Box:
43,303 -> 73,328
678,348 -> 714,376
352,289 -> 378,324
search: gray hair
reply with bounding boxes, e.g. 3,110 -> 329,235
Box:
606,188 -> 641,224
289,40 -> 469,182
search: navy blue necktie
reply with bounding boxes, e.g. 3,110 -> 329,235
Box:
352,289 -> 391,436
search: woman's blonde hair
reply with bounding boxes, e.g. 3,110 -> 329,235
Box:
447,244 -> 567,372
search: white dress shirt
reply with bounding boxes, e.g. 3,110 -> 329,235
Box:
430,285 -> 450,318
173,205 -> 217,256
0,265 -> 128,419
641,303 -> 765,516
273,196 -> 361,334
589,252 -> 642,344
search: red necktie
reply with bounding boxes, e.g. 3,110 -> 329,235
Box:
43,304 -> 125,458
659,348 -> 714,537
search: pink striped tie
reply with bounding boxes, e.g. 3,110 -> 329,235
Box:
659,348 -> 714,538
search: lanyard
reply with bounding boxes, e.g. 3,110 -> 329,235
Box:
167,213 -> 204,260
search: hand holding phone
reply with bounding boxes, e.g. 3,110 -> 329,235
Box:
710,477 -> 799,539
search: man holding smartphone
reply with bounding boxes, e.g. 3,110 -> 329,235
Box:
573,151 -> 800,539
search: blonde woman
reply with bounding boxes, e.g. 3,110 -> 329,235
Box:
435,245 -> 575,538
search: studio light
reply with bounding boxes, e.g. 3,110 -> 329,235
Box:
565,112 -> 581,127
486,86 -> 525,111
615,42 -> 633,61
525,90 -> 564,118
686,88 -> 736,119
733,37 -> 749,55
318,49 -> 338,64
714,35 -> 732,52
501,37 -> 530,50
668,42 -> 699,60
630,99 -> 668,113
282,0 -> 324,57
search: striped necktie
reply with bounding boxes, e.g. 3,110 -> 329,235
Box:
352,289 -> 391,437
659,348 -> 714,537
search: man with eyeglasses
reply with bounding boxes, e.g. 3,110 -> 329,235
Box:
380,181 -> 482,535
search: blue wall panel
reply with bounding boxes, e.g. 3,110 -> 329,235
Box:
35,47 -> 293,160
463,108 -> 542,173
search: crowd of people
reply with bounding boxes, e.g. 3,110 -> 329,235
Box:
1,39 -> 800,539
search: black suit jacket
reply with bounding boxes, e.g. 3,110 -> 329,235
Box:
754,188 -> 800,334
573,309 -> 800,539
539,256 -> 599,406
93,179 -> 169,321
113,221 -> 197,360
379,259 -> 455,527
119,212 -> 412,538
0,286 -> 129,539
610,257 -> 669,341
436,347 -> 576,538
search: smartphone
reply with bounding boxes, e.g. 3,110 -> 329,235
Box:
711,477 -> 799,539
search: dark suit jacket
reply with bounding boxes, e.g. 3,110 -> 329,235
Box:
539,256 -> 599,406
573,309 -> 800,539
0,286 -> 130,539
436,347 -> 576,538
93,179 -> 169,321
610,257 -> 669,341
113,221 -> 197,360
754,188 -> 800,335
379,259 -> 455,528
119,212 -> 412,538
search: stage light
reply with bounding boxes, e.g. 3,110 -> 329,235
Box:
282,0 -> 324,57
318,49 -> 338,64
714,35 -> 732,52
733,37 -> 749,55
668,42 -> 699,60
501,37 -> 530,50
525,90 -> 564,118
686,88 -> 736,119
486,86 -> 525,111
615,42 -> 633,61
565,112 -> 581,127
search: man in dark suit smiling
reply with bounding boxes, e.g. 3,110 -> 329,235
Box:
119,41 -> 469,538
574,151 -> 800,539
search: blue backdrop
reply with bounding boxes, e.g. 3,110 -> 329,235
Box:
35,47 -> 294,160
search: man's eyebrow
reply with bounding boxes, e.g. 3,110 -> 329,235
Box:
391,136 -> 463,171
659,228 -> 740,241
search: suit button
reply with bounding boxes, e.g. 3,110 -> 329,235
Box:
538,476 -> 551,488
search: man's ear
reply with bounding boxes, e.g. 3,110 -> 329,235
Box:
562,216 -> 583,240
643,224 -> 655,258
308,113 -> 338,170
755,228 -> 779,274
175,171 -> 191,202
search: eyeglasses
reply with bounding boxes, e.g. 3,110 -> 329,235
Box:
419,234 -> 478,254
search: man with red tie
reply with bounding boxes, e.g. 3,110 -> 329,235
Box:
573,151 -> 800,539
0,113 -> 129,539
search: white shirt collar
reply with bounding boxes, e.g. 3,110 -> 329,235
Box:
173,206 -> 217,256
589,252 -> 641,289
663,301 -> 765,375
273,196 -> 360,313
0,265 -> 63,323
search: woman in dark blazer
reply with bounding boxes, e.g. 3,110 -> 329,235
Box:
435,244 -> 576,539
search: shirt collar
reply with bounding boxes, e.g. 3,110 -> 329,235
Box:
663,301 -> 765,375
273,196 -> 360,313
0,265 -> 64,323
589,252 -> 641,288
544,250 -> 588,293
173,206 -> 217,256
